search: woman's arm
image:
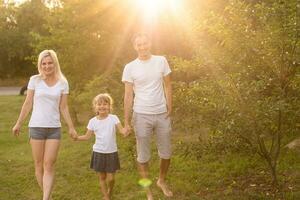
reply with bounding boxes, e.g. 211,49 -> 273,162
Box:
75,129 -> 93,141
60,94 -> 77,138
12,89 -> 34,136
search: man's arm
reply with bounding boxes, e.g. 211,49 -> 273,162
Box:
124,82 -> 134,129
163,74 -> 172,117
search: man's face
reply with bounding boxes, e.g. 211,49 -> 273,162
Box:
134,36 -> 151,58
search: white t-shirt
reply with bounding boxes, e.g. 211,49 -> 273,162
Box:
122,55 -> 171,114
28,75 -> 69,127
87,114 -> 120,153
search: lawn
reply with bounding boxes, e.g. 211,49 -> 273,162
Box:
0,95 -> 299,200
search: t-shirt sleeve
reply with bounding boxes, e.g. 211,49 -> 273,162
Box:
113,115 -> 121,125
62,80 -> 69,94
27,76 -> 36,90
122,64 -> 133,83
162,56 -> 171,76
87,119 -> 94,131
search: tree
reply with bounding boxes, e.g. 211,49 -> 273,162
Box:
172,0 -> 300,192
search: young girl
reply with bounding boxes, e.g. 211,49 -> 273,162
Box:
74,93 -> 128,200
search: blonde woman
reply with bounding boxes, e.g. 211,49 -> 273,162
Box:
12,49 -> 77,200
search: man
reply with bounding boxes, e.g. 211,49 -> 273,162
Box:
122,33 -> 173,200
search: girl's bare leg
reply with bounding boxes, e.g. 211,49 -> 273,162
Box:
106,173 -> 115,198
98,173 -> 110,200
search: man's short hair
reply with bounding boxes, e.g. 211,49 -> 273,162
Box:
131,32 -> 151,44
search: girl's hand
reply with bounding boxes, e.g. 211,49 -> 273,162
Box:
123,127 -> 130,137
125,124 -> 131,134
12,123 -> 21,137
72,135 -> 78,141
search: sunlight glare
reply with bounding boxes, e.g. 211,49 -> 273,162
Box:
135,0 -> 184,21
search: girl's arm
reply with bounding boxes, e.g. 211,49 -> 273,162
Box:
60,94 -> 77,139
75,129 -> 94,141
116,123 -> 129,137
12,89 -> 34,136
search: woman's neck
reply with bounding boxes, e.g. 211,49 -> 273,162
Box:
43,74 -> 57,81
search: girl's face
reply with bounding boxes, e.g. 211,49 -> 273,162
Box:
96,100 -> 110,116
41,56 -> 55,77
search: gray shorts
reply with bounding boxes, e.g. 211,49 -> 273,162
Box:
29,127 -> 61,140
132,112 -> 172,163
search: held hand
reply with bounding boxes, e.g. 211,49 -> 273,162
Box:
69,128 -> 78,140
166,108 -> 172,118
124,124 -> 131,137
12,123 -> 21,137
72,133 -> 78,141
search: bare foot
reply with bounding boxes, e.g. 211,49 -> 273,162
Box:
103,195 -> 110,200
107,189 -> 112,199
146,188 -> 153,200
157,180 -> 173,197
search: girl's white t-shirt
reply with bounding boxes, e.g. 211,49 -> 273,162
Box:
87,114 -> 120,153
122,55 -> 171,114
27,75 -> 69,127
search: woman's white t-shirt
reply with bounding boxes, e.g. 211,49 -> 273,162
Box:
87,114 -> 120,153
27,75 -> 69,128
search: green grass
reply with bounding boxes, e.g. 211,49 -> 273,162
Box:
0,95 -> 299,199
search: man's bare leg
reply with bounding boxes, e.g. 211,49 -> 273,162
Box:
157,158 -> 173,197
138,162 -> 153,200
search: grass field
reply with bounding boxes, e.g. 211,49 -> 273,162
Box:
0,95 -> 299,200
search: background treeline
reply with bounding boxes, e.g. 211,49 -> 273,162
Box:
1,0 -> 299,198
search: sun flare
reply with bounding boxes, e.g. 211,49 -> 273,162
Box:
134,0 -> 184,21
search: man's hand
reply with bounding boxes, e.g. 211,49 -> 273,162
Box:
124,124 -> 132,135
166,106 -> 172,118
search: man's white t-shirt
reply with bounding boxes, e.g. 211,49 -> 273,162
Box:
27,75 -> 69,127
122,55 -> 171,114
87,114 -> 120,153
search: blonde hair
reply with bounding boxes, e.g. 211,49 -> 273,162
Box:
92,93 -> 113,114
37,49 -> 67,81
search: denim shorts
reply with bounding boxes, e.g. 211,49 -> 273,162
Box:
29,127 -> 61,140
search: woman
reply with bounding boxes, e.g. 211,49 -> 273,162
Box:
12,49 -> 77,200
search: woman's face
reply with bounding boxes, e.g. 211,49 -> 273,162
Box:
41,56 -> 55,77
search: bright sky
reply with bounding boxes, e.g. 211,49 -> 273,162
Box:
134,0 -> 184,22
5,0 -> 26,5
6,0 -> 184,15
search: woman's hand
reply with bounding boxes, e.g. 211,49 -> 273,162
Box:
12,123 -> 21,137
68,128 -> 78,139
